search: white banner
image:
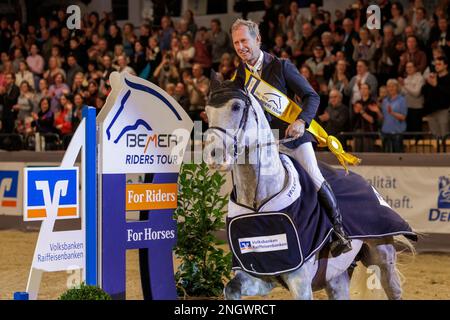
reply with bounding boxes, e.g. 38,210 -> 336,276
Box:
349,166 -> 450,234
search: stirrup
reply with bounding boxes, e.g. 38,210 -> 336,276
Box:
330,232 -> 352,257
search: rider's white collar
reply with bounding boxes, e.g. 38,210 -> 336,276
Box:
246,50 -> 264,76
228,154 -> 301,217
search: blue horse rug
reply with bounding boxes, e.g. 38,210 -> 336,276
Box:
227,154 -> 417,276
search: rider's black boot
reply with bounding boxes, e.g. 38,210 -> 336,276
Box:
317,181 -> 352,257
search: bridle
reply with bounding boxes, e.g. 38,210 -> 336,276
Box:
205,88 -> 296,208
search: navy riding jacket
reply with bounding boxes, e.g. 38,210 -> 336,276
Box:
234,51 -> 320,149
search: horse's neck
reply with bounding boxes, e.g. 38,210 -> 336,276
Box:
233,144 -> 287,209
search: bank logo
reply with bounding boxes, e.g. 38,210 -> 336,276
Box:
24,168 -> 79,221
0,171 -> 19,207
239,241 -> 252,252
438,176 -> 450,209
238,234 -> 288,254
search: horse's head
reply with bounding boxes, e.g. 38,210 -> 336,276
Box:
204,71 -> 273,171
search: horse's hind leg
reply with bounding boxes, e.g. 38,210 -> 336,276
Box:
361,240 -> 403,300
224,270 -> 275,300
280,264 -> 313,300
325,271 -> 351,300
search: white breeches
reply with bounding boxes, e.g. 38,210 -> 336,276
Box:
279,142 -> 325,191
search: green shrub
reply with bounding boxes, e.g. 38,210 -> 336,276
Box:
59,283 -> 112,300
174,162 -> 231,298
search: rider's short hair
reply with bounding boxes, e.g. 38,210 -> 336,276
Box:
231,18 -> 260,39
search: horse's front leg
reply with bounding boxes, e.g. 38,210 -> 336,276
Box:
224,270 -> 276,300
280,264 -> 314,300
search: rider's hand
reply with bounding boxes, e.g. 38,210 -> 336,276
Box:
285,119 -> 305,139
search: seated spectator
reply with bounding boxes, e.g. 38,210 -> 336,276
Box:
84,80 -> 99,107
413,7 -> 430,45
399,61 -> 425,132
146,36 -> 162,79
177,34 -> 195,71
72,93 -> 84,131
305,45 -> 326,80
31,97 -> 56,134
112,44 -> 127,69
352,28 -> 376,73
286,1 -> 303,40
210,18 -> 231,71
351,83 -> 381,152
86,60 -> 102,84
174,82 -> 190,112
54,94 -> 73,137
389,2 -> 407,37
286,29 -> 301,61
422,56 -> 450,137
95,96 -> 105,114
116,54 -> 136,75
13,81 -> 36,133
122,22 -> 136,57
297,22 -> 320,66
15,61 -> 35,90
184,63 -> 209,128
344,59 -> 378,105
380,79 -> 407,152
11,48 -> 25,74
130,41 -> 147,76
66,55 -> 84,88
374,24 -> 398,85
183,9 -> 198,38
26,44 -> 45,82
328,59 -> 349,97
218,53 -> 236,81
299,64 -> 319,92
154,52 -> 180,89
0,72 -> 20,133
34,78 -> 51,112
429,17 -> 450,58
100,55 -> 115,90
193,27 -> 212,75
398,36 -> 427,76
159,16 -> 175,53
318,89 -> 349,136
48,72 -> 70,112
320,31 -> 336,59
43,56 -> 66,85
71,72 -> 88,95
272,34 -> 291,58
165,83 -> 176,96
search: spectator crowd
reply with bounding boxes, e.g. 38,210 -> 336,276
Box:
1,0 -> 450,152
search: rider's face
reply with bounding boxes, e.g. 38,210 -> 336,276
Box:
232,26 -> 261,64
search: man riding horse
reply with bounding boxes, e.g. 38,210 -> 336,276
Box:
230,18 -> 352,257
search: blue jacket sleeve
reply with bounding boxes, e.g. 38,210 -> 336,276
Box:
282,59 -> 320,127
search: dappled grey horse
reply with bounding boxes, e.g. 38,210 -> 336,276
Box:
203,75 -> 416,300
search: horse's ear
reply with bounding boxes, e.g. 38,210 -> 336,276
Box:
210,70 -> 221,92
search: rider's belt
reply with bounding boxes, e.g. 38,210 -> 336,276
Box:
243,68 -> 361,173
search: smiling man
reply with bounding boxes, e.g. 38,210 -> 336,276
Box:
230,18 -> 352,257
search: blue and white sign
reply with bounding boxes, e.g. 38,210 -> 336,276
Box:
24,167 -> 79,221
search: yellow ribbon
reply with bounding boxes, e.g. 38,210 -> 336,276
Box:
242,68 -> 361,173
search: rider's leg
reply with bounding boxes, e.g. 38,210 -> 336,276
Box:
280,142 -> 352,257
